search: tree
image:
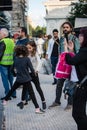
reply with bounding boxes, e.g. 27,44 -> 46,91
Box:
32,26 -> 46,37
67,0 -> 87,26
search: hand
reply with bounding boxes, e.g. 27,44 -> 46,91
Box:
45,54 -> 48,59
64,38 -> 68,52
35,71 -> 38,76
67,40 -> 74,52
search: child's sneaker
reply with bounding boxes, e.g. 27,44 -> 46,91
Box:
35,108 -> 45,114
42,101 -> 46,110
2,100 -> 7,105
19,102 -> 24,109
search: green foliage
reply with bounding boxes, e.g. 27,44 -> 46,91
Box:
32,26 -> 46,37
67,0 -> 87,26
29,24 -> 34,36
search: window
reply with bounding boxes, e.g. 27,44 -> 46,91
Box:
0,0 -> 12,11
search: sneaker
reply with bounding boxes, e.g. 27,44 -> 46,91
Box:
2,100 -> 7,105
49,102 -> 61,108
24,101 -> 28,105
1,97 -> 5,100
17,101 -> 28,107
35,108 -> 45,114
18,102 -> 24,109
17,102 -> 22,107
64,105 -> 72,111
1,97 -> 11,101
11,96 -> 17,99
52,82 -> 56,85
42,101 -> 46,110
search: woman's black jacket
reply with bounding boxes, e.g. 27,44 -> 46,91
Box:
66,47 -> 87,82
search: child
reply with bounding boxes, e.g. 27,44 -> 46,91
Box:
2,45 -> 44,114
17,41 -> 46,110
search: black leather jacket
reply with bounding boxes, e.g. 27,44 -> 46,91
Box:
66,47 -> 87,82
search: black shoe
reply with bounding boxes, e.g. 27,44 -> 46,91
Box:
8,97 -> 12,100
17,102 -> 22,107
17,101 -> 28,107
1,97 -> 5,100
19,102 -> 24,109
1,97 -> 11,101
24,101 -> 28,105
52,82 -> 57,85
12,96 -> 17,99
42,102 -> 46,110
49,102 -> 61,108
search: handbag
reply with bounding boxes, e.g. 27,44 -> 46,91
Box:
63,79 -> 77,96
38,58 -> 52,75
63,75 -> 87,96
43,59 -> 52,75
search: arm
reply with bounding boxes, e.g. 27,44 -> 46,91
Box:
35,53 -> 41,72
0,41 -> 6,60
27,57 -> 35,74
10,63 -> 17,77
73,36 -> 80,53
46,39 -> 52,59
66,50 -> 87,65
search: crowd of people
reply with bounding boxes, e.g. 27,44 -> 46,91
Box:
0,22 -> 87,130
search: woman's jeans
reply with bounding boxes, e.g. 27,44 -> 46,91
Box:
0,65 -> 16,97
72,86 -> 87,130
51,56 -> 58,83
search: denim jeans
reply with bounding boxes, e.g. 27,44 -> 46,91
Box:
51,56 -> 58,83
55,78 -> 65,104
0,65 -> 16,96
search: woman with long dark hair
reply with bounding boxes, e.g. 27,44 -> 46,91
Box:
65,28 -> 87,130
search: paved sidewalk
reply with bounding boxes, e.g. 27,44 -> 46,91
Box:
0,74 -> 77,130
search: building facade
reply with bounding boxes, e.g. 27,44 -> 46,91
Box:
44,0 -> 78,36
10,0 -> 28,33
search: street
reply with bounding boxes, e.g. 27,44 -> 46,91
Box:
0,74 -> 77,130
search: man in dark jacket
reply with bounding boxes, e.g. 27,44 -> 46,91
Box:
16,27 -> 29,45
16,27 -> 30,105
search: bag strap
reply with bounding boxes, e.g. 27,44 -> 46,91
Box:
79,75 -> 87,87
53,38 -> 59,46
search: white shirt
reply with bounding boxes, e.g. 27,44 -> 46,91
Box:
70,66 -> 78,82
46,38 -> 55,59
36,38 -> 45,55
28,53 -> 41,72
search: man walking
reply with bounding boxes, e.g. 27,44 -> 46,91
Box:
46,29 -> 59,85
49,22 -> 80,108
